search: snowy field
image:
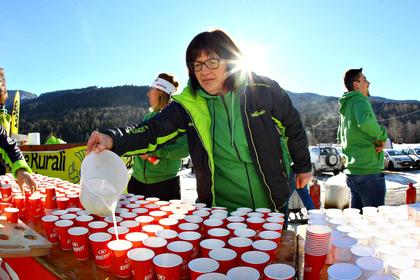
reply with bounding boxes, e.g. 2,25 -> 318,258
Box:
179,143 -> 420,208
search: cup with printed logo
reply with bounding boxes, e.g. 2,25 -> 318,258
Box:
1,184 -> 12,203
153,253 -> 183,280
42,215 -> 59,243
127,248 -> 155,280
4,207 -> 19,224
107,239 -> 133,278
89,232 -> 112,268
263,263 -> 296,280
188,257 -> 220,280
167,240 -> 194,279
12,195 -> 25,217
55,219 -> 74,250
68,226 -> 90,260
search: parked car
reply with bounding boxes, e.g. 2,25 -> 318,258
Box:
401,147 -> 420,169
309,145 -> 344,176
383,149 -> 412,170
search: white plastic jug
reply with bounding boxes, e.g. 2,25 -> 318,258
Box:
80,150 -> 128,216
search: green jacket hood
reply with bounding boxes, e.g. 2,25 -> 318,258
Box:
339,91 -> 366,114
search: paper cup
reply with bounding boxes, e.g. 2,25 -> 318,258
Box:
142,224 -> 164,237
143,237 -> 168,256
199,239 -> 225,258
120,220 -> 140,233
127,248 -> 155,280
246,217 -> 266,232
4,207 -> 19,223
264,263 -> 296,280
41,215 -> 59,243
252,239 -> 277,261
227,266 -> 260,280
125,232 -> 149,248
107,239 -> 133,278
228,237 -> 253,257
55,219 -> 74,250
327,263 -> 362,280
107,225 -> 129,240
196,273 -> 228,280
167,241 -> 194,279
89,232 -> 112,268
178,231 -> 202,258
207,228 -> 230,243
75,215 -> 94,228
153,253 -> 183,280
209,247 -> 236,274
240,250 -> 270,275
386,255 -> 415,278
188,257 -> 219,280
88,221 -> 108,233
356,256 -> 384,279
68,227 -> 90,260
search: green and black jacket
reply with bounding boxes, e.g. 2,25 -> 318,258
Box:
103,73 -> 311,211
0,125 -> 32,177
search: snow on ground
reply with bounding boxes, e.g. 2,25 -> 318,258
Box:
180,168 -> 420,208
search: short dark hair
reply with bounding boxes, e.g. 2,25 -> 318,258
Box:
344,68 -> 363,91
185,29 -> 242,94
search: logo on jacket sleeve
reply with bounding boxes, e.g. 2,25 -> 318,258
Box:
251,109 -> 266,118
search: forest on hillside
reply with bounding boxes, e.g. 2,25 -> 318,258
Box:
13,86 -> 420,144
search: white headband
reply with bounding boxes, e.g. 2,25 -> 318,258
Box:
151,78 -> 176,95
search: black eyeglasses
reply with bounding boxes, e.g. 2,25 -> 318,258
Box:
189,58 -> 220,72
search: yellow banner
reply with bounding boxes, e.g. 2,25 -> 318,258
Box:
10,90 -> 20,135
22,145 -> 134,183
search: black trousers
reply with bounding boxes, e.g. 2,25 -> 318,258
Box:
127,176 -> 181,201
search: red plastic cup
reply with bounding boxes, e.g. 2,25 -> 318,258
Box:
304,253 -> 328,280
146,197 -> 160,203
167,240 -> 194,279
196,273 -> 228,280
107,239 -> 133,278
207,228 -> 230,243
153,253 -> 183,280
226,216 -> 245,223
203,218 -> 224,233
75,215 -> 94,228
107,225 -> 129,240
4,207 -> 19,223
262,222 -> 283,234
88,221 -> 108,233
178,231 -> 202,258
178,222 -> 200,232
56,197 -> 69,210
227,266 -> 260,280
120,220 -> 140,233
67,194 -> 79,208
135,215 -> 155,227
156,229 -> 178,243
142,224 -> 164,237
89,232 -> 112,268
104,215 -> 123,228
233,228 -> 257,240
68,227 -> 90,260
122,232 -> 147,249
42,215 -> 59,243
228,237 -> 253,257
246,217 -> 266,232
252,239 -> 278,261
132,207 -> 148,216
51,209 -> 68,216
28,194 -> 43,218
55,219 -> 74,250
247,212 -> 265,219
208,247 -> 237,274
264,263 -> 296,280
119,211 -> 137,220
258,230 -> 282,244
45,186 -> 57,210
143,237 -> 168,256
12,195 -> 25,217
159,217 -> 179,230
60,213 -> 77,221
240,251 -> 270,275
199,239 -> 225,258
1,184 -> 12,202
188,257 -> 220,280
0,202 -> 12,215
127,248 -> 155,280
149,210 -> 167,222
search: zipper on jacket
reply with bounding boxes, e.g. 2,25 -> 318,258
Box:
172,100 -> 215,206
242,87 -> 278,211
143,160 -> 148,184
220,95 -> 256,210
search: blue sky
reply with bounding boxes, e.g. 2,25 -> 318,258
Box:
1,0 -> 419,100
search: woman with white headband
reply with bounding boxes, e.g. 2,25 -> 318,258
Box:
127,73 -> 189,200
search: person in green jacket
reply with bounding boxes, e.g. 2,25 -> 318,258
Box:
338,68 -> 388,210
86,30 -> 311,214
127,73 -> 189,200
0,68 -> 12,175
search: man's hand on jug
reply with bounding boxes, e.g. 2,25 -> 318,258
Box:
86,131 -> 114,154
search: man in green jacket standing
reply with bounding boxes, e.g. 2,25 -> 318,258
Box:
338,68 -> 388,210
